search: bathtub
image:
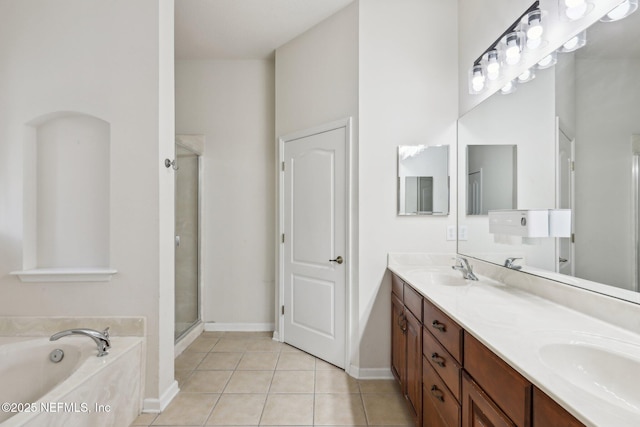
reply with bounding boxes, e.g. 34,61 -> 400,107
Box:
0,336 -> 143,427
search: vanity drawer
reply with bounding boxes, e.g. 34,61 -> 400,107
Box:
464,334 -> 532,427
392,274 -> 404,299
423,326 -> 461,400
423,298 -> 463,363
404,283 -> 423,320
423,357 -> 460,427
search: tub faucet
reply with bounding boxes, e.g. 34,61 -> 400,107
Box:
452,257 -> 478,281
50,327 -> 111,357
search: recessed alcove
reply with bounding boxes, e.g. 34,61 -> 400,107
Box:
11,112 -> 116,282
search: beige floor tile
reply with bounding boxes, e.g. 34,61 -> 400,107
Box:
315,358 -> 342,371
224,331 -> 272,338
151,393 -> 219,426
200,331 -> 225,338
181,370 -> 233,393
175,351 -> 207,371
187,336 -> 220,352
281,343 -> 306,353
358,379 -> 402,394
198,352 -> 243,370
246,338 -> 283,352
174,370 -> 193,387
224,370 -> 273,393
205,393 -> 266,425
269,370 -> 315,393
275,352 -> 315,370
211,338 -> 250,352
362,393 -> 414,426
131,412 -> 157,425
315,370 -> 360,393
236,352 -> 279,370
260,394 -> 314,425
314,394 -> 367,425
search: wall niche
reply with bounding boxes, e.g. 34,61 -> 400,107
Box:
12,112 -> 116,282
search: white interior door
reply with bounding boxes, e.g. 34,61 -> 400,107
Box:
281,122 -> 348,368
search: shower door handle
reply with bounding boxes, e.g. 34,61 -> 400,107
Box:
175,236 -> 181,247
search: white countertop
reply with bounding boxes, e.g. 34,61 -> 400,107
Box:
388,255 -> 640,427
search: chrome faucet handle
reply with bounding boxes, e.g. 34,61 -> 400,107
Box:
102,327 -> 110,339
504,257 -> 522,269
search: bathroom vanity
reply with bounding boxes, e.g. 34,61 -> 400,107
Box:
388,255 -> 640,427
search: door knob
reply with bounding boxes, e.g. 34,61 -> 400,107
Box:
329,256 -> 344,264
175,236 -> 181,247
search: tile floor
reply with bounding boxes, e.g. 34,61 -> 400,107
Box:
130,332 -> 414,427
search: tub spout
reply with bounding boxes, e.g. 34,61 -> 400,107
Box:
50,327 -> 111,357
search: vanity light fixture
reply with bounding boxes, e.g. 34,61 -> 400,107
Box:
469,64 -> 486,94
500,79 -> 518,95
523,9 -> 545,49
559,31 -> 587,52
503,32 -> 524,65
562,0 -> 591,21
537,51 -> 558,69
484,50 -> 501,81
600,0 -> 638,21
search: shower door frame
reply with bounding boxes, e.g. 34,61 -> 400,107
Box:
174,135 -> 205,341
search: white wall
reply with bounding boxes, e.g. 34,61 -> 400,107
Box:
0,0 -> 176,408
175,60 -> 276,327
357,0 -> 458,372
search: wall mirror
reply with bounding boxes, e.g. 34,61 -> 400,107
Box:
398,145 -> 449,215
458,9 -> 640,303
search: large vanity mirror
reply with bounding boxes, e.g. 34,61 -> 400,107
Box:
398,145 -> 449,215
458,9 -> 640,302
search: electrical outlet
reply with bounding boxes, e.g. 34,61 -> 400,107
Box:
446,225 -> 456,241
459,225 -> 468,241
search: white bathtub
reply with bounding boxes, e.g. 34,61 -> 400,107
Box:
0,336 -> 143,427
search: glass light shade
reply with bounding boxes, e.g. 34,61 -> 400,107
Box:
524,9 -> 544,49
469,65 -> 486,94
600,0 -> 638,21
503,32 -> 523,65
537,51 -> 558,69
483,50 -> 501,80
518,68 -> 536,83
500,80 -> 517,95
562,0 -> 590,20
559,31 -> 587,52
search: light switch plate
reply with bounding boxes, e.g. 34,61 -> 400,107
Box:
459,225 -> 468,241
446,225 -> 456,241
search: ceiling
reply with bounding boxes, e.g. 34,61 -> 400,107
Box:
175,0 -> 354,60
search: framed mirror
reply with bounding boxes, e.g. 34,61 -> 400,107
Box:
398,145 -> 449,215
457,8 -> 640,303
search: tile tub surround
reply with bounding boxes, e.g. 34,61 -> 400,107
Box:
388,253 -> 640,427
0,316 -> 146,337
130,331 -> 414,427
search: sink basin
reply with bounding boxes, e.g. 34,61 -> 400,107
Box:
538,337 -> 640,414
405,269 -> 470,286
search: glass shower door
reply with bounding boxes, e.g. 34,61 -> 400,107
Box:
175,144 -> 200,340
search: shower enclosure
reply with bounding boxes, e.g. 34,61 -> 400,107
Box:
174,141 -> 201,340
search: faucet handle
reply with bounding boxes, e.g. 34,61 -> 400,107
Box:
102,327 -> 110,338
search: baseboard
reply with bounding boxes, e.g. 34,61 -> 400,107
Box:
142,380 -> 179,413
174,321 -> 204,358
349,365 -> 394,380
204,322 -> 275,332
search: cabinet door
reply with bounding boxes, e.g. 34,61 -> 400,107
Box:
462,372 -> 515,427
391,294 -> 406,386
533,387 -> 585,427
406,309 -> 423,423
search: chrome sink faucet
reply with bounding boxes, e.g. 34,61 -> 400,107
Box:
504,257 -> 522,270
452,256 -> 478,281
50,327 -> 111,357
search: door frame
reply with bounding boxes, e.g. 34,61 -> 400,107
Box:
275,117 -> 353,373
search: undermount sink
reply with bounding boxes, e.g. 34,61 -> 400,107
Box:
405,269 -> 470,286
538,336 -> 640,414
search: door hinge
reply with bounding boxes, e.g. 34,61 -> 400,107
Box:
571,233 -> 575,243
281,305 -> 285,315
282,161 -> 285,171
282,233 -> 285,243
571,161 -> 575,171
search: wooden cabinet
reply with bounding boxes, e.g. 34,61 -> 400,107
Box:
391,276 -> 423,426
391,273 -> 581,427
532,387 -> 585,427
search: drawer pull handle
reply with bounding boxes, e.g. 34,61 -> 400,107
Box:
431,320 -> 446,332
431,353 -> 446,367
430,385 -> 445,402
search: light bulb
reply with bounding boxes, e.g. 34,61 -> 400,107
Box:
565,0 -> 588,20
518,69 -> 532,82
472,72 -> 485,92
563,36 -> 579,50
486,51 -> 500,80
526,10 -> 544,40
537,54 -> 555,68
602,0 -> 638,21
501,80 -> 516,94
